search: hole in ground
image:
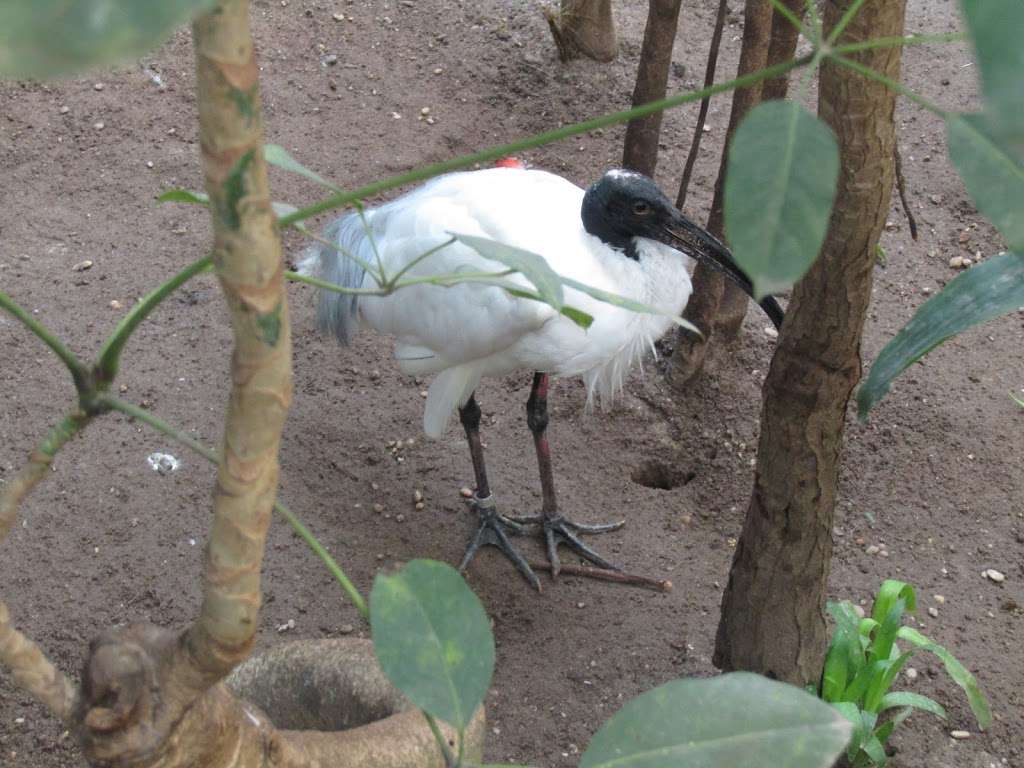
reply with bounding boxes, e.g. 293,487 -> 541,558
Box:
630,460 -> 696,490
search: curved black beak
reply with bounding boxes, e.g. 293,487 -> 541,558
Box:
659,211 -> 784,330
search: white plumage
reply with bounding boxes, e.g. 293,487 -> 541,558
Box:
298,167 -> 694,439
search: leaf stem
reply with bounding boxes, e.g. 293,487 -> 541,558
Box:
386,237 -> 457,286
826,0 -> 868,46
768,0 -> 810,42
423,711 -> 457,768
0,290 -> 87,385
96,255 -> 214,382
98,395 -> 369,618
277,55 -> 813,228
833,31 -> 966,55
828,54 -> 946,115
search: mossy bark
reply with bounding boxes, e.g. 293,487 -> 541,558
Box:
713,0 -> 907,684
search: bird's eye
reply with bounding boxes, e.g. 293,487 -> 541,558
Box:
632,200 -> 651,215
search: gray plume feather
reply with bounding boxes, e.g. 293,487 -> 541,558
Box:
297,213 -> 369,344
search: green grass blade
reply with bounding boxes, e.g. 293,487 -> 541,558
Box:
871,580 -> 916,625
0,289 -> 87,385
879,692 -> 947,720
864,651 -> 913,713
896,627 -> 993,730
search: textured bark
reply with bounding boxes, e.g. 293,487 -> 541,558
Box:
713,0 -> 907,684
762,0 -> 806,100
671,0 -> 772,386
622,0 -> 683,176
545,0 -> 617,62
72,2 -> 296,762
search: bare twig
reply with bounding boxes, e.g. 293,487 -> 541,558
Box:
527,561 -> 673,592
894,142 -> 918,240
677,0 -> 728,209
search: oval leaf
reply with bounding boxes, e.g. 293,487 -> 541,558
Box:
580,673 -> 852,768
724,100 -> 840,299
0,0 -> 218,78
947,113 -> 1024,251
370,559 -> 493,729
858,251 -> 1024,418
959,0 -> 1024,136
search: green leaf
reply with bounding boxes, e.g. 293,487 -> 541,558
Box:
264,144 -> 343,192
580,673 -> 851,768
859,734 -> 888,767
823,601 -> 865,702
858,251 -> 1024,418
896,626 -> 993,730
502,287 -> 594,329
863,652 -> 913,714
959,0 -> 1024,136
560,276 -> 702,336
871,580 -> 916,625
879,692 -> 947,720
454,234 -> 564,312
946,113 -> 1024,250
0,0 -> 218,78
370,559 -> 494,729
724,100 -> 840,299
157,189 -> 209,206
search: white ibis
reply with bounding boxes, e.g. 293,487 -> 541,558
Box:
298,166 -> 782,589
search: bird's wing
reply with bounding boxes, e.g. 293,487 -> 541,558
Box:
356,170 -> 597,369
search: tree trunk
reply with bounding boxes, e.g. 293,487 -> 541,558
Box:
546,0 -> 617,62
713,0 -> 907,685
762,0 -> 806,101
670,0 -> 772,387
622,0 -> 683,176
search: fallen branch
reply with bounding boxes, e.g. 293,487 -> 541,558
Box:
528,561 -> 673,592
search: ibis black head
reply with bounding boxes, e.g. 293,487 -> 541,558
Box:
581,169 -> 783,329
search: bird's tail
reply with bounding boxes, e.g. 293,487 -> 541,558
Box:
296,213 -> 369,344
424,364 -> 481,439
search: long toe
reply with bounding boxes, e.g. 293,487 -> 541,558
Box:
544,516 -> 622,573
459,499 -> 541,591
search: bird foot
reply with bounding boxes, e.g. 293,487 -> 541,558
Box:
458,494 -> 542,591
505,513 -> 625,576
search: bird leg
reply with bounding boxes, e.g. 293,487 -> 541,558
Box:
508,373 -> 625,576
456,394 -> 541,591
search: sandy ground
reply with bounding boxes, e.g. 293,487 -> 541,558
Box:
1,1 -> 1021,766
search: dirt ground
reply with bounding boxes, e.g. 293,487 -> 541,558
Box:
1,0 -> 1021,766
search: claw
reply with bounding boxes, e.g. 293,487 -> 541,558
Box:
459,495 -> 541,591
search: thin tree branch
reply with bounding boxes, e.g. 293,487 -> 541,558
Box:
0,601 -> 78,722
277,54 -> 813,228
677,0 -> 728,209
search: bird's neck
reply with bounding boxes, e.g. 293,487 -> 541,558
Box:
631,237 -> 694,314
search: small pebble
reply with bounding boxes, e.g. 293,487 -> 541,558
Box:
395,514 -> 405,522
905,667 -> 918,681
933,594 -> 945,604
865,545 -> 880,555
323,54 -> 338,66
145,161 -> 154,169
764,326 -> 778,339
420,107 -> 430,116
109,300 -> 122,310
984,569 -> 1005,583
433,67 -> 444,74
59,105 -> 69,114
415,501 -> 424,511
950,730 -> 971,740
949,256 -> 964,268
372,503 -> 385,513
460,487 -> 474,498
927,606 -> 939,618
93,82 -> 105,91
413,490 -> 423,503
72,259 -> 94,271
332,12 -> 345,20
338,624 -> 354,634
921,286 -> 932,295
371,482 -> 379,490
